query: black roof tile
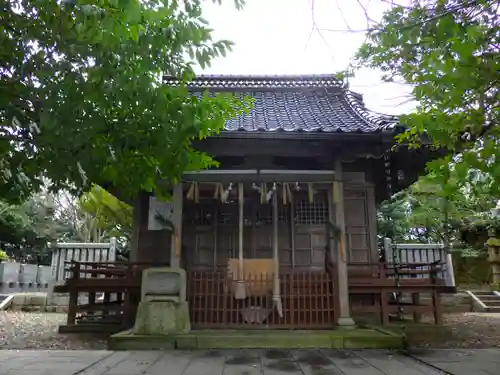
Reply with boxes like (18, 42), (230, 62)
(164, 74), (401, 134)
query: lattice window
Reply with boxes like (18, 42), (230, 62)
(185, 199), (252, 226)
(218, 201), (238, 225)
(256, 202), (290, 225)
(184, 199), (217, 226)
(294, 192), (329, 225)
(212, 194), (291, 226)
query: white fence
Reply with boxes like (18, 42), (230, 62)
(0, 238), (117, 294)
(383, 238), (456, 287)
(50, 238), (117, 283)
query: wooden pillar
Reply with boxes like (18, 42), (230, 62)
(412, 293), (422, 323)
(233, 183), (246, 299)
(272, 190), (279, 269)
(272, 188), (283, 317)
(213, 206), (218, 271)
(333, 160), (356, 327)
(366, 186), (379, 263)
(290, 192), (296, 268)
(129, 193), (144, 263)
(170, 183), (183, 268)
(238, 183), (244, 276)
(66, 262), (80, 325)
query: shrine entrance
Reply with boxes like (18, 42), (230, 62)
(181, 174), (337, 329)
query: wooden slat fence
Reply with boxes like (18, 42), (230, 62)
(187, 269), (336, 329)
(345, 262), (444, 325)
(57, 260), (445, 333)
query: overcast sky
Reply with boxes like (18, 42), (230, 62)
(197, 0), (415, 115)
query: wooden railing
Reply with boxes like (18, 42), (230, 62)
(60, 261), (169, 332)
(60, 261), (337, 331)
(383, 239), (455, 287)
(57, 260), (445, 333)
(343, 262), (444, 325)
(347, 262), (446, 284)
(187, 269), (336, 329)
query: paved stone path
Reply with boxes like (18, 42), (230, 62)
(0, 349), (499, 375)
(409, 349), (500, 375)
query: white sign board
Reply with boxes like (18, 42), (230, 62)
(148, 196), (173, 231)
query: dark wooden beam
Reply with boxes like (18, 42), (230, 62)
(194, 138), (390, 160)
(194, 138), (329, 157)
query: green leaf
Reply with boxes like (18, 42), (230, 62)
(0, 0), (249, 204)
(357, 0), (500, 251)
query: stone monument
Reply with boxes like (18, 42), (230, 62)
(132, 267), (190, 335)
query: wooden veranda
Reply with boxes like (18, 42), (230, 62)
(56, 259), (446, 333)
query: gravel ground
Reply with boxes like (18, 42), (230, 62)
(1, 311), (500, 349)
(430, 313), (500, 348)
(0, 311), (107, 350)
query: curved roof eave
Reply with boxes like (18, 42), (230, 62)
(164, 74), (405, 134)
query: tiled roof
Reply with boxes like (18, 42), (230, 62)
(164, 75), (401, 134)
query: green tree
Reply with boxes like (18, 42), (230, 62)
(0, 192), (70, 262)
(0, 186), (132, 262)
(377, 190), (412, 244)
(0, 249), (8, 261)
(355, 0), (500, 194)
(50, 187), (128, 243)
(1, 0), (249, 203)
(378, 170), (499, 256)
(79, 185), (132, 243)
(0, 200), (32, 246)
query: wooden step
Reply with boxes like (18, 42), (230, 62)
(468, 290), (500, 312)
(480, 297), (500, 302)
(472, 291), (497, 296)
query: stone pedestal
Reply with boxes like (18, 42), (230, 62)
(133, 301), (191, 335)
(486, 242), (500, 285)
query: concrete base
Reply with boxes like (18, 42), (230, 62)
(133, 300), (191, 335)
(336, 317), (356, 328)
(58, 324), (127, 334)
(108, 328), (403, 351)
(383, 323), (453, 346)
(3, 292), (91, 313)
